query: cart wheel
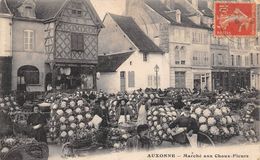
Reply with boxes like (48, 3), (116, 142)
(197, 132), (215, 148)
(62, 142), (74, 157)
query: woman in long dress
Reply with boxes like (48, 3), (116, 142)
(137, 98), (151, 125)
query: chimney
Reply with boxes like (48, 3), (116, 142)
(192, 0), (198, 9)
(207, 0), (213, 10)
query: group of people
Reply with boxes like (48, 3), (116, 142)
(90, 93), (199, 150)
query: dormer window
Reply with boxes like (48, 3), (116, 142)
(18, 0), (36, 18)
(71, 2), (83, 17)
(176, 9), (181, 23)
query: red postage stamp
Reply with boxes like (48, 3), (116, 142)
(214, 2), (256, 37)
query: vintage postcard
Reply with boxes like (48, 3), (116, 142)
(0, 0), (259, 160)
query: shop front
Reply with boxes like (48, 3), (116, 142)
(193, 72), (211, 91)
(212, 67), (229, 91)
(46, 63), (97, 91)
(0, 57), (12, 95)
(250, 68), (260, 90)
(228, 67), (251, 92)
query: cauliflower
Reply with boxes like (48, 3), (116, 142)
(172, 111), (177, 116)
(70, 101), (76, 107)
(203, 109), (212, 117)
(220, 117), (227, 125)
(69, 116), (75, 122)
(68, 130), (74, 136)
(59, 117), (66, 123)
(199, 116), (207, 124)
(226, 116), (233, 124)
(156, 125), (162, 130)
(199, 124), (208, 132)
(190, 113), (197, 120)
(77, 100), (84, 106)
(195, 107), (202, 115)
(65, 109), (73, 115)
(60, 101), (67, 108)
(61, 131), (67, 137)
(84, 107), (90, 112)
(221, 127), (230, 135)
(209, 104), (217, 110)
(210, 126), (220, 135)
(85, 113), (91, 119)
(79, 122), (85, 128)
(214, 108), (222, 116)
(1, 147), (9, 153)
(52, 104), (58, 110)
(229, 127), (235, 135)
(162, 117), (167, 123)
(60, 125), (66, 130)
(207, 117), (216, 126)
(75, 107), (82, 113)
(154, 121), (158, 126)
(70, 123), (77, 129)
(221, 107), (228, 114)
(77, 115), (83, 121)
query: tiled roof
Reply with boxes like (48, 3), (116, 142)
(198, 0), (213, 18)
(97, 51), (134, 72)
(0, 0), (10, 14)
(145, 0), (211, 30)
(6, 0), (103, 26)
(109, 13), (164, 53)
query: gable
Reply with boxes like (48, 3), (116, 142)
(57, 0), (102, 27)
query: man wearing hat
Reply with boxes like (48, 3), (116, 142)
(174, 95), (186, 110)
(169, 106), (199, 145)
(127, 124), (153, 151)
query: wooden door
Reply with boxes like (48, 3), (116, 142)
(175, 72), (186, 88)
(120, 71), (126, 92)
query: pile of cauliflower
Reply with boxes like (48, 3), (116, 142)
(0, 96), (20, 113)
(147, 106), (180, 142)
(49, 96), (94, 143)
(190, 103), (239, 140)
(215, 92), (234, 103)
(0, 137), (35, 158)
(107, 128), (130, 151)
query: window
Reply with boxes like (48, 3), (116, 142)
(237, 55), (241, 66)
(229, 40), (234, 48)
(237, 38), (242, 49)
(231, 55), (234, 66)
(24, 30), (34, 50)
(217, 54), (223, 65)
(148, 75), (160, 88)
(175, 46), (180, 64)
(245, 38), (250, 49)
(203, 34), (208, 44)
(250, 53), (254, 65)
(245, 56), (249, 66)
(17, 65), (39, 85)
(71, 2), (82, 17)
(257, 53), (259, 65)
(192, 51), (209, 66)
(128, 71), (135, 88)
(143, 53), (148, 62)
(148, 75), (153, 87)
(175, 72), (185, 88)
(71, 33), (84, 51)
(180, 46), (186, 64)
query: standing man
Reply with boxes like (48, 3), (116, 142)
(0, 106), (13, 137)
(27, 106), (47, 143)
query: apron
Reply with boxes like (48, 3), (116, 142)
(137, 105), (147, 125)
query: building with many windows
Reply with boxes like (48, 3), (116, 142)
(0, 0), (12, 94)
(97, 13), (168, 93)
(2, 0), (103, 93)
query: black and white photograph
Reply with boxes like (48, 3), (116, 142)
(0, 0), (259, 159)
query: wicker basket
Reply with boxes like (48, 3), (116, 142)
(2, 142), (49, 160)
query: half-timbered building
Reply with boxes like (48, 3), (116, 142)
(5, 0), (103, 92)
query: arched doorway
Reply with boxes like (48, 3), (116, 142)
(17, 65), (39, 91)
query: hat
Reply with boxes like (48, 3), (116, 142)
(118, 98), (128, 104)
(183, 106), (190, 111)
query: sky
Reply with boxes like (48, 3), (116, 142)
(90, 0), (126, 20)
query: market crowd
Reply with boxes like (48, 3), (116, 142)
(0, 87), (259, 158)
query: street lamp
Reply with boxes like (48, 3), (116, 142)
(154, 64), (159, 89)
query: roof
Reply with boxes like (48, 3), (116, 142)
(97, 51), (134, 72)
(145, 0), (211, 30)
(5, 0), (103, 26)
(109, 13), (163, 53)
(0, 0), (10, 14)
(198, 0), (213, 18)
